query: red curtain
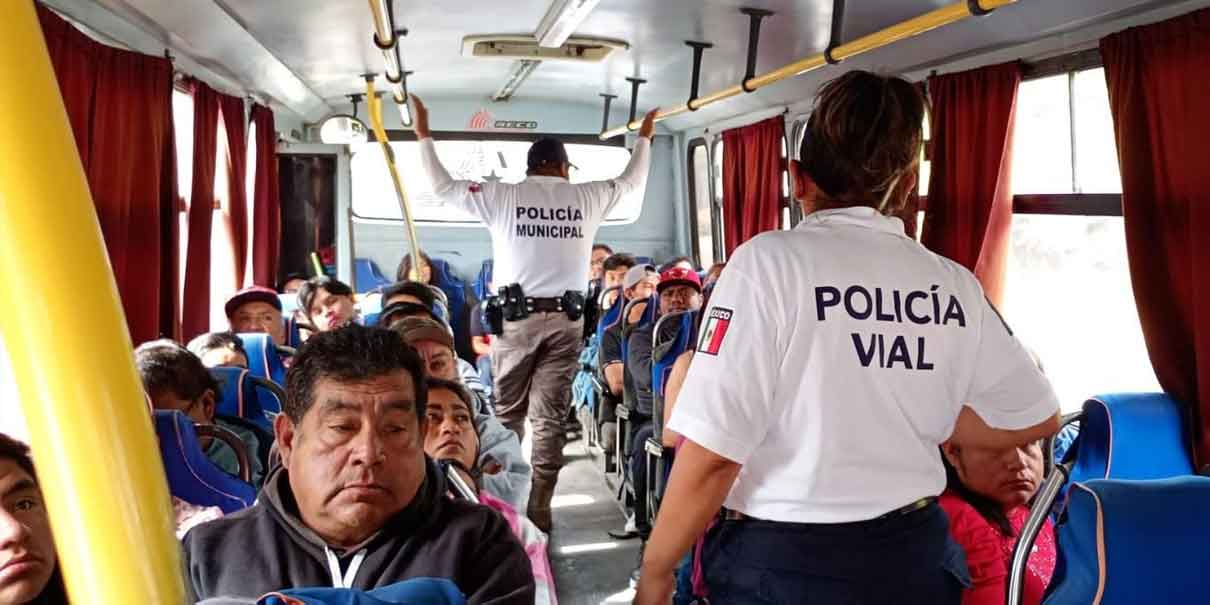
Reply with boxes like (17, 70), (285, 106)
(250, 104), (281, 287)
(1102, 8), (1210, 470)
(920, 62), (1021, 305)
(37, 5), (178, 344)
(218, 95), (248, 287)
(721, 116), (785, 256)
(182, 80), (219, 340)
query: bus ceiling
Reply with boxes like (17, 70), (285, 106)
(39, 0), (1207, 135)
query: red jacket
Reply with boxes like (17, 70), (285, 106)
(939, 491), (1056, 605)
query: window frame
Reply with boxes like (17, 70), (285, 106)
(352, 130), (631, 225)
(921, 49), (1122, 217)
(686, 137), (720, 268)
(710, 135), (726, 260)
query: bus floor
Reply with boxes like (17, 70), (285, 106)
(549, 436), (638, 604)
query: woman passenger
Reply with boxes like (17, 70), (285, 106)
(0, 433), (67, 605)
(940, 440), (1056, 605)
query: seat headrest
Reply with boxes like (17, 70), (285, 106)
(1070, 393), (1194, 483)
(238, 333), (287, 387)
(208, 367), (274, 430)
(353, 258), (391, 294)
(652, 311), (698, 397)
(153, 410), (255, 514)
(1046, 477), (1210, 605)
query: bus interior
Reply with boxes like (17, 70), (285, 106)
(2, 0), (1209, 603)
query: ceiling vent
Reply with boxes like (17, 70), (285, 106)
(461, 35), (628, 63)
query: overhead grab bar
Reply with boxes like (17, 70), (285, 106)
(599, 0), (1013, 139)
(364, 75), (424, 282)
(367, 0), (413, 126)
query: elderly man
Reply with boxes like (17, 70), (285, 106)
(389, 316), (531, 512)
(226, 286), (288, 346)
(182, 325), (533, 603)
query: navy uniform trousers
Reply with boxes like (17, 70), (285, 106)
(702, 501), (971, 604)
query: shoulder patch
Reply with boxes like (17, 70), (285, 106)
(697, 307), (734, 356)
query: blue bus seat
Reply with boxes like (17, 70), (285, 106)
(646, 310), (698, 523)
(429, 257), (468, 326)
(474, 259), (494, 300)
(153, 410), (256, 514)
(595, 286), (624, 342)
(354, 258), (392, 294)
(1045, 477), (1210, 605)
(257, 577), (466, 604)
(208, 367), (280, 430)
(1067, 393), (1195, 483)
(238, 333), (287, 392)
(635, 256), (654, 266)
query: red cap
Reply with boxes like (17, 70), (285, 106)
(225, 286), (282, 319)
(657, 267), (702, 294)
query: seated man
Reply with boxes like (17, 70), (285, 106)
(135, 340), (265, 486)
(657, 256), (694, 273)
(0, 433), (67, 604)
(422, 378), (556, 605)
(388, 316), (531, 513)
(599, 253), (637, 311)
(182, 326), (533, 603)
(277, 273), (309, 295)
(624, 268), (702, 552)
(378, 294), (491, 407)
(226, 286), (287, 346)
(297, 277), (357, 333)
(187, 331), (250, 368)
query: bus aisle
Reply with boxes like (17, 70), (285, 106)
(550, 437), (638, 605)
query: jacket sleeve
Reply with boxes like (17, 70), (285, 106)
(463, 510), (536, 605)
(627, 327), (655, 404)
(476, 412), (532, 512)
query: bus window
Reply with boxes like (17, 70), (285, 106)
(688, 141), (715, 267)
(1072, 68), (1122, 194)
(351, 139), (639, 224)
(1003, 215), (1159, 411)
(711, 138), (725, 255)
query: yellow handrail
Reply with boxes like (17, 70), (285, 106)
(365, 77), (424, 282)
(600, 0), (1017, 139)
(0, 2), (183, 603)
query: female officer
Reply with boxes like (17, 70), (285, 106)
(634, 71), (1061, 604)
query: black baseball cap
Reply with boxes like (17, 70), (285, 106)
(527, 138), (576, 171)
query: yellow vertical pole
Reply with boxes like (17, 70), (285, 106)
(0, 3), (184, 603)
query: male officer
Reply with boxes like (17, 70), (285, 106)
(412, 95), (657, 531)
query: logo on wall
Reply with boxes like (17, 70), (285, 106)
(467, 108), (539, 131)
(469, 109), (494, 129)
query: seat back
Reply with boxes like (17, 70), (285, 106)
(208, 367), (279, 429)
(619, 297), (654, 366)
(474, 259), (494, 300)
(430, 257), (468, 322)
(1067, 393), (1195, 484)
(595, 286), (624, 341)
(651, 311), (697, 439)
(354, 258), (392, 293)
(1045, 477), (1210, 605)
(153, 410), (256, 514)
(238, 333), (288, 389)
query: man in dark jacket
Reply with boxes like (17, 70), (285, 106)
(182, 325), (533, 604)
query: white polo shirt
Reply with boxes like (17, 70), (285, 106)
(669, 207), (1060, 523)
(419, 137), (651, 298)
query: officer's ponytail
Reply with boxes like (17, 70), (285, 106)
(799, 71), (925, 214)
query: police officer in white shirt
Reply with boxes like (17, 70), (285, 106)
(634, 72), (1062, 604)
(410, 96), (657, 532)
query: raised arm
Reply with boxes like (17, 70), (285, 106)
(411, 95), (492, 219)
(609, 110), (658, 198)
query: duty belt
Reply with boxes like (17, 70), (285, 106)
(526, 297), (567, 313)
(722, 496), (937, 523)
